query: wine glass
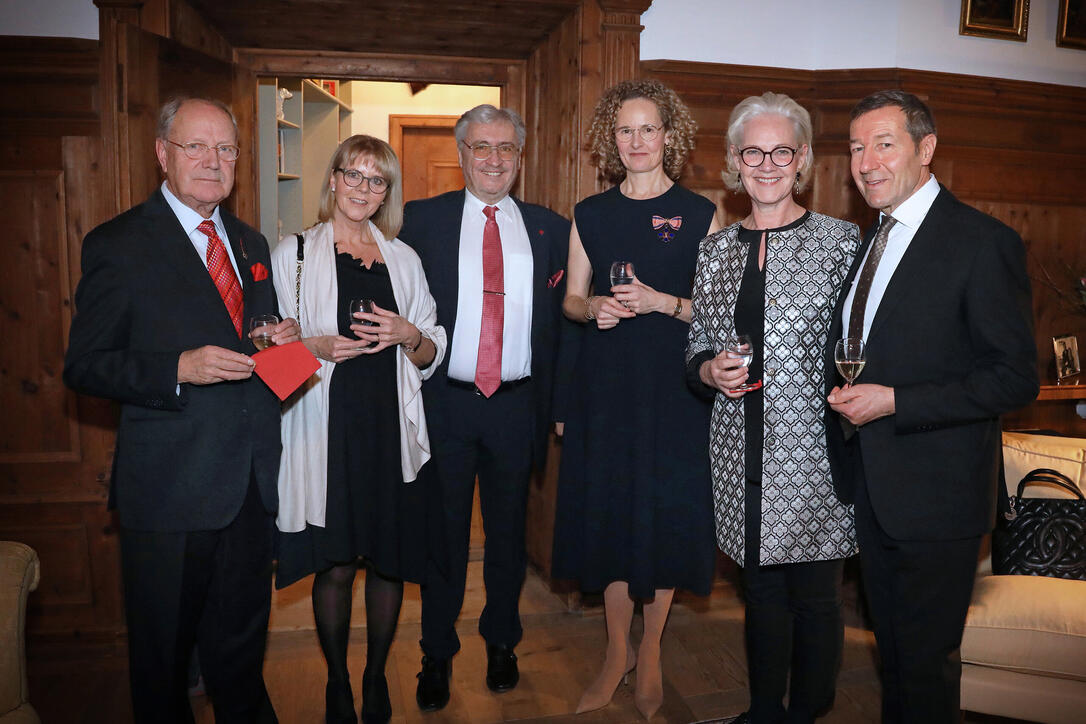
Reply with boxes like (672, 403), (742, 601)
(249, 314), (279, 351)
(609, 261), (635, 288)
(723, 333), (762, 392)
(610, 261), (635, 309)
(350, 298), (379, 348)
(835, 337), (866, 386)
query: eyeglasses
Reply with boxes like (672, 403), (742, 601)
(462, 141), (520, 161)
(335, 168), (389, 192)
(615, 124), (662, 143)
(166, 139), (240, 162)
(738, 146), (798, 168)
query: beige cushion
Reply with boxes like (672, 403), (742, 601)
(1002, 432), (1086, 497)
(962, 574), (1086, 680)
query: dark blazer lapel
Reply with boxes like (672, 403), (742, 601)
(442, 190), (467, 339)
(144, 190), (232, 327)
(828, 220), (877, 346)
(221, 210), (253, 306)
(866, 189), (950, 343)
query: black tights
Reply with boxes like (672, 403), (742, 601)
(312, 560), (404, 684)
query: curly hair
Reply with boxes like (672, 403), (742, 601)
(586, 79), (698, 184)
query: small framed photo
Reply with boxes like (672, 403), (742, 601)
(320, 80), (338, 97)
(960, 0), (1030, 42)
(1057, 0), (1086, 49)
(1053, 334), (1081, 380)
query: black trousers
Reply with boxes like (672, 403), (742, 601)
(119, 477), (277, 724)
(420, 381), (534, 659)
(742, 479), (845, 724)
(853, 470), (981, 724)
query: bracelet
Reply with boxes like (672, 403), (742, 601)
(671, 296), (683, 317)
(402, 330), (423, 353)
(584, 296), (597, 321)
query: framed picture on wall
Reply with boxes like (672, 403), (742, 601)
(1057, 0), (1086, 49)
(1053, 334), (1081, 380)
(960, 0), (1030, 42)
(319, 80), (338, 97)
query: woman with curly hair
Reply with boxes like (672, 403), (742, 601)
(551, 79), (722, 719)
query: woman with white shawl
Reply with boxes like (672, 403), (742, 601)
(271, 135), (446, 724)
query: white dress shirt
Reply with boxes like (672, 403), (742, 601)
(161, 181), (243, 283)
(841, 174), (940, 341)
(447, 191), (534, 383)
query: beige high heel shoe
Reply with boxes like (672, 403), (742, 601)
(575, 648), (638, 714)
(633, 645), (663, 720)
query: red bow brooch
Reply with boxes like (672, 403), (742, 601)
(250, 262), (269, 282)
(651, 215), (682, 242)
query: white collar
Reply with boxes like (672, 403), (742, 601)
(464, 189), (516, 219)
(883, 174), (939, 230)
(161, 180), (225, 235)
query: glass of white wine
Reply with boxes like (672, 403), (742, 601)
(249, 314), (279, 350)
(835, 337), (866, 386)
(724, 333), (763, 392)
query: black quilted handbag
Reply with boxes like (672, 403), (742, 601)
(992, 468), (1086, 580)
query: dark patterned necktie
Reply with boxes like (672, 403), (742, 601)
(475, 206), (504, 397)
(197, 219), (243, 338)
(848, 215), (897, 340)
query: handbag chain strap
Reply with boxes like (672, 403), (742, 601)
(294, 233), (305, 320)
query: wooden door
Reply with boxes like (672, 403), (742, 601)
(389, 115), (463, 203)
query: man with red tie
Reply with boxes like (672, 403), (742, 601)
(64, 97), (298, 723)
(399, 104), (571, 711)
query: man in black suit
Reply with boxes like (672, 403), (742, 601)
(398, 104), (570, 710)
(825, 90), (1038, 723)
(64, 97), (298, 723)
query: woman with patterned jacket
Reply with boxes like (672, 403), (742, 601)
(685, 92), (860, 724)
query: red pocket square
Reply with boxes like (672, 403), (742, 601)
(250, 262), (269, 282)
(548, 269), (565, 289)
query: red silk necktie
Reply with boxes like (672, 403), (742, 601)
(197, 219), (243, 338)
(475, 206), (504, 397)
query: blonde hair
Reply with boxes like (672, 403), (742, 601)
(318, 135), (404, 239)
(722, 92), (814, 194)
(586, 79), (697, 184)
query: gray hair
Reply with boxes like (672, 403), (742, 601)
(723, 92), (814, 194)
(157, 97), (239, 141)
(850, 89), (936, 145)
(454, 104), (526, 148)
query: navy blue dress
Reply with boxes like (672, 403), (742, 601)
(552, 184), (717, 598)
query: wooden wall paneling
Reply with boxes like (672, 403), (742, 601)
(644, 60), (1086, 434)
(0, 36), (128, 636)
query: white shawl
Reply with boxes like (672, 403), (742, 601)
(271, 220), (446, 532)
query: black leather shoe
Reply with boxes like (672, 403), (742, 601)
(325, 679), (357, 724)
(361, 672), (391, 724)
(485, 644), (519, 692)
(415, 656), (451, 711)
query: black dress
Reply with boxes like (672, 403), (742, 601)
(276, 253), (432, 587)
(551, 184), (717, 598)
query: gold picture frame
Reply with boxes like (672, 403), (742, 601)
(960, 0), (1030, 42)
(1057, 0), (1086, 50)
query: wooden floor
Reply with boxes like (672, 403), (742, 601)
(27, 564), (1022, 724)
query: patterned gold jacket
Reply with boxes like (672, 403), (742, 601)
(686, 211), (860, 565)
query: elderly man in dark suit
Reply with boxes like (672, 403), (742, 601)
(398, 104), (570, 711)
(64, 97), (298, 724)
(825, 90), (1038, 723)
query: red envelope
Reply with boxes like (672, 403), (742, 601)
(252, 341), (320, 401)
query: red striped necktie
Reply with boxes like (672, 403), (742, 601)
(197, 219), (243, 338)
(475, 205), (504, 397)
